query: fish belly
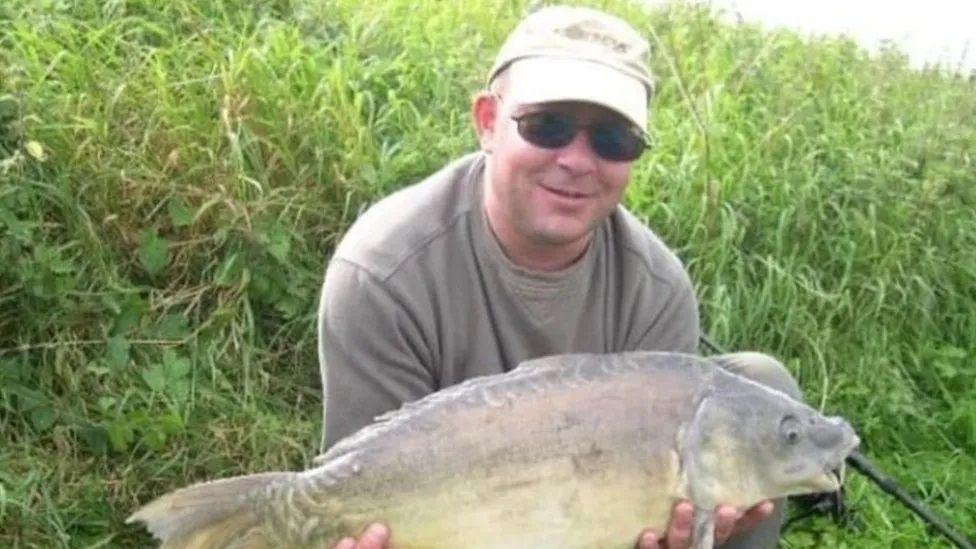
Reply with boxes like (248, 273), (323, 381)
(371, 455), (679, 549)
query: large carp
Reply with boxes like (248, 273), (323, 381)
(129, 352), (859, 549)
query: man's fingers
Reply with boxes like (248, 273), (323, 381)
(355, 523), (390, 549)
(712, 506), (738, 544)
(666, 501), (694, 549)
(733, 500), (775, 535)
(635, 528), (661, 549)
(330, 523), (390, 549)
(633, 499), (777, 549)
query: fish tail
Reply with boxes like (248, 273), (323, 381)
(127, 472), (293, 549)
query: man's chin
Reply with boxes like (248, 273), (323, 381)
(530, 224), (594, 249)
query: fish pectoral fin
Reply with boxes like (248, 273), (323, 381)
(692, 506), (715, 549)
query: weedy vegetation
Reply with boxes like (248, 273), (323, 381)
(1, 0), (974, 547)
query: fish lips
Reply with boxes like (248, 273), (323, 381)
(817, 467), (844, 492)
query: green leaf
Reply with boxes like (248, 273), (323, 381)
(106, 336), (130, 368)
(167, 199), (193, 227)
(156, 411), (184, 434)
(142, 428), (167, 451)
(138, 229), (170, 276)
(274, 295), (304, 318)
(30, 406), (57, 431)
(143, 350), (192, 402)
(36, 245), (73, 274)
(170, 378), (190, 402)
(0, 206), (35, 240)
(130, 409), (151, 427)
(142, 363), (167, 393)
(135, 411), (185, 451)
(156, 313), (190, 339)
(106, 420), (134, 452)
(0, 357), (27, 383)
(0, 96), (17, 119)
(8, 384), (58, 432)
(267, 226), (291, 262)
(163, 349), (190, 377)
(111, 293), (147, 335)
(214, 252), (242, 286)
(77, 422), (109, 455)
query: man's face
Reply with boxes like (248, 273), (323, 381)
(480, 96), (636, 252)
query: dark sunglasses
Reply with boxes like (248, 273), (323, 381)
(511, 110), (649, 162)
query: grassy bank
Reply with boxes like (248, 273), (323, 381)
(1, 0), (974, 546)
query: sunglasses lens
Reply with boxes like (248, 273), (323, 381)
(516, 112), (575, 149)
(513, 111), (647, 162)
(591, 124), (645, 162)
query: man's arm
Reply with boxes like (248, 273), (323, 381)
(318, 259), (436, 450)
(632, 276), (701, 354)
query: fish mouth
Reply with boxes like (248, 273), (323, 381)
(832, 431), (861, 487)
(818, 435), (857, 492)
(810, 467), (843, 492)
(823, 465), (843, 491)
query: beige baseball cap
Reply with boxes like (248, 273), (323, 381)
(487, 5), (654, 129)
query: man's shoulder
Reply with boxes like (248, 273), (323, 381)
(332, 153), (484, 280)
(609, 205), (690, 286)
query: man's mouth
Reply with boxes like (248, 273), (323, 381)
(539, 183), (590, 200)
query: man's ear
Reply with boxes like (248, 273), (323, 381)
(471, 91), (499, 153)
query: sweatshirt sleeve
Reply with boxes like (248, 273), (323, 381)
(317, 259), (437, 450)
(632, 271), (701, 354)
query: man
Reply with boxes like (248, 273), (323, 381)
(318, 5), (795, 548)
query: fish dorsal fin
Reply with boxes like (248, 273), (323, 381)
(314, 357), (566, 465)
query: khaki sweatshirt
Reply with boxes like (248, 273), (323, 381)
(318, 152), (700, 449)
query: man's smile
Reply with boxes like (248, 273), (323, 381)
(538, 182), (593, 201)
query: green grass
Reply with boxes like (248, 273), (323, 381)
(1, 0), (974, 546)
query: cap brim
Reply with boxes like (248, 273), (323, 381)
(503, 57), (648, 129)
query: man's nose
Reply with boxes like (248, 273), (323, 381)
(555, 131), (598, 175)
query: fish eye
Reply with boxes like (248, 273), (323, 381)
(780, 415), (802, 445)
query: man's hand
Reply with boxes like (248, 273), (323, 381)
(333, 523), (391, 549)
(635, 499), (775, 549)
